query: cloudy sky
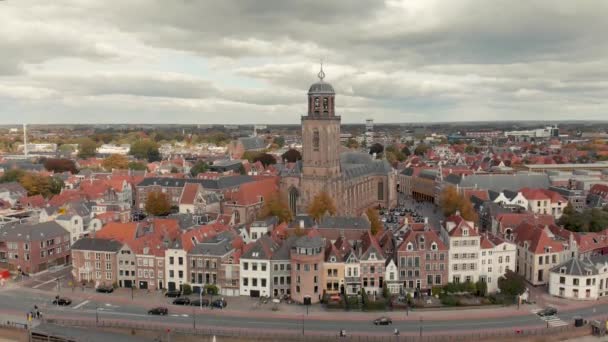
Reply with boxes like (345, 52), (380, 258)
(1, 0), (607, 125)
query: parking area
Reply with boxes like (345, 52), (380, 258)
(19, 266), (72, 291)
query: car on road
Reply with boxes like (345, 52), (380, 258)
(164, 290), (181, 298)
(96, 285), (114, 293)
(172, 297), (191, 305)
(373, 317), (392, 325)
(537, 307), (558, 317)
(211, 299), (227, 309)
(190, 298), (210, 307)
(52, 297), (72, 306)
(148, 307), (168, 315)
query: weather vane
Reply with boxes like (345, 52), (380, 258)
(318, 58), (325, 81)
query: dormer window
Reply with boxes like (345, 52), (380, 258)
(330, 256), (336, 263)
(406, 243), (413, 251)
(431, 243), (437, 251)
(560, 267), (566, 274)
(463, 229), (468, 236)
(370, 252), (376, 260)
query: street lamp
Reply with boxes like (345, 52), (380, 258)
(192, 304), (195, 330)
(419, 316), (423, 337)
(131, 285), (134, 300)
(95, 304), (99, 326)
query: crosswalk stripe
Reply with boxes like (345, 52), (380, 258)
(73, 300), (90, 309)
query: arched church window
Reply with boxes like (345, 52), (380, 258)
(313, 130), (320, 151)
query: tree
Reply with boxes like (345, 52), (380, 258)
(43, 158), (78, 174)
(401, 146), (411, 157)
(19, 172), (52, 197)
(145, 191), (171, 216)
(439, 186), (478, 221)
(260, 196), (292, 223)
(475, 279), (488, 297)
(307, 191), (337, 222)
(366, 207), (383, 235)
(253, 153), (277, 167)
(190, 161), (209, 177)
(346, 138), (359, 149)
(498, 270), (526, 299)
(181, 283), (193, 296)
(281, 149), (302, 163)
(77, 138), (97, 159)
(273, 136), (285, 148)
(170, 166), (179, 173)
(204, 284), (219, 295)
(559, 204), (608, 233)
(130, 139), (160, 162)
(0, 169), (25, 183)
(369, 143), (384, 156)
(127, 161), (148, 171)
(414, 143), (429, 156)
(102, 154), (129, 171)
(242, 151), (261, 163)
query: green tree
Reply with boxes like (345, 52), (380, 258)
(369, 143), (384, 156)
(0, 169), (25, 183)
(181, 283), (193, 295)
(127, 161), (148, 171)
(475, 280), (487, 297)
(190, 161), (209, 177)
(204, 284), (219, 295)
(414, 143), (429, 156)
(307, 191), (337, 222)
(145, 191), (171, 216)
(130, 139), (161, 162)
(77, 138), (97, 159)
(346, 138), (359, 149)
(401, 146), (411, 157)
(242, 151), (261, 163)
(366, 207), (383, 235)
(498, 270), (526, 299)
(273, 136), (285, 148)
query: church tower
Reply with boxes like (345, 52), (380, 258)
(298, 64), (342, 214)
(301, 64), (341, 179)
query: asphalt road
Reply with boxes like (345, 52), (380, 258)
(1, 287), (605, 336)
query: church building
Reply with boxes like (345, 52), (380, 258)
(280, 66), (397, 216)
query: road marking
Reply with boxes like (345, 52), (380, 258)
(181, 314), (189, 317)
(73, 300), (90, 309)
(170, 314), (180, 317)
(32, 279), (58, 289)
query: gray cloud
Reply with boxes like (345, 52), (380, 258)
(1, 0), (607, 124)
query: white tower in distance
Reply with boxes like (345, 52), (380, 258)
(23, 124), (28, 156)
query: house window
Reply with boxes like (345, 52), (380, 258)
(243, 278), (248, 286)
(243, 262), (248, 271)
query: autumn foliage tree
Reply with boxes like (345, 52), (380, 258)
(366, 207), (383, 235)
(439, 186), (478, 222)
(145, 191), (171, 216)
(102, 154), (130, 171)
(19, 173), (63, 198)
(307, 191), (337, 222)
(260, 195), (292, 223)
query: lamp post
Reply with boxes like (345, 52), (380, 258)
(95, 304), (99, 326)
(192, 304), (195, 330)
(419, 316), (423, 338)
(131, 285), (134, 300)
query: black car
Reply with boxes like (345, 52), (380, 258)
(211, 299), (227, 309)
(96, 285), (114, 293)
(164, 290), (181, 298)
(373, 317), (392, 325)
(52, 297), (72, 306)
(190, 299), (210, 307)
(172, 297), (190, 305)
(148, 307), (168, 315)
(537, 307), (558, 317)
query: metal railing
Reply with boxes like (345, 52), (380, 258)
(43, 317), (580, 342)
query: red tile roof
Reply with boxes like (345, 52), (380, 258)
(513, 222), (567, 254)
(179, 183), (200, 205)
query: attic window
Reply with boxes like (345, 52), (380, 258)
(431, 243), (437, 251)
(330, 256), (336, 262)
(560, 267), (566, 274)
(406, 243), (413, 251)
(370, 253), (376, 260)
(463, 229), (469, 236)
(252, 252), (259, 257)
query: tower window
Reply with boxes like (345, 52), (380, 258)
(314, 97), (320, 109)
(313, 130), (320, 151)
(323, 98), (328, 110)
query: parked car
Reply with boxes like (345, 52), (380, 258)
(172, 297), (191, 305)
(148, 307), (168, 315)
(537, 307), (558, 317)
(190, 299), (210, 307)
(373, 317), (392, 325)
(96, 285), (114, 293)
(164, 290), (181, 298)
(52, 297), (72, 306)
(211, 299), (227, 309)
